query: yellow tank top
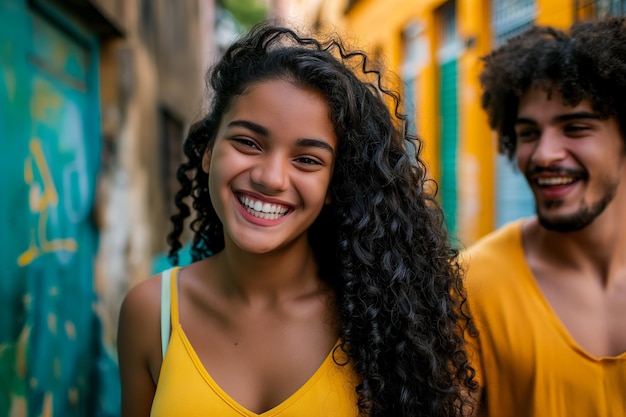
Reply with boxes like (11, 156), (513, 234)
(150, 267), (359, 417)
(464, 220), (626, 417)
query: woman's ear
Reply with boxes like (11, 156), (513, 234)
(324, 192), (332, 205)
(201, 146), (211, 174)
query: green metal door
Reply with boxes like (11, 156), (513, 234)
(437, 0), (460, 240)
(0, 1), (118, 415)
(439, 59), (458, 238)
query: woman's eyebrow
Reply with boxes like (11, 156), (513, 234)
(296, 138), (335, 154)
(228, 120), (335, 154)
(227, 120), (268, 136)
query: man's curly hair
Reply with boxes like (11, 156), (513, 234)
(166, 22), (477, 417)
(479, 16), (626, 160)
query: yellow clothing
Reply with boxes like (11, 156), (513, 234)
(151, 267), (359, 417)
(463, 220), (626, 417)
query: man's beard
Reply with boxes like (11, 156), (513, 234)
(536, 184), (618, 232)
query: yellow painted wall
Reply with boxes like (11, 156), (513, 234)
(342, 0), (495, 244)
(343, 0), (446, 188)
(537, 0), (574, 28)
(456, 0), (494, 244)
(419, 12), (442, 183)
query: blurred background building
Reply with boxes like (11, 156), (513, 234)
(0, 0), (624, 415)
(320, 0), (625, 247)
(2, 0), (221, 415)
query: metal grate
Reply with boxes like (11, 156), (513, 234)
(492, 0), (537, 227)
(492, 0), (536, 45)
(575, 0), (626, 20)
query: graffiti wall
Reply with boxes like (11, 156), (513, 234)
(0, 1), (118, 415)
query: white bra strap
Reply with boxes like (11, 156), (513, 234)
(160, 268), (174, 358)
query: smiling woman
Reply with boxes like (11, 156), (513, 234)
(202, 80), (337, 252)
(204, 80), (336, 254)
(117, 22), (477, 417)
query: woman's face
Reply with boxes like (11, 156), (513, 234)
(203, 79), (337, 255)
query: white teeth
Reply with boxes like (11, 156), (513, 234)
(238, 195), (289, 219)
(536, 177), (575, 186)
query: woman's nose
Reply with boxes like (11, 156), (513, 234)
(250, 155), (288, 194)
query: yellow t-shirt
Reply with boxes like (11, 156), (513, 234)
(463, 220), (626, 417)
(151, 268), (359, 417)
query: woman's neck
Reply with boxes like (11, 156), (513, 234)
(213, 237), (323, 305)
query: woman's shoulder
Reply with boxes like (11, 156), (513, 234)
(118, 272), (165, 353)
(121, 273), (163, 320)
(117, 271), (169, 388)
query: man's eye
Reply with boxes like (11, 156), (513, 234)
(564, 125), (589, 134)
(516, 129), (538, 142)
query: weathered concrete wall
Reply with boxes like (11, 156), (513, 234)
(94, 0), (216, 344)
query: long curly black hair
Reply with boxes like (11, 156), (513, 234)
(167, 22), (476, 417)
(479, 16), (626, 160)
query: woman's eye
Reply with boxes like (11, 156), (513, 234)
(233, 138), (259, 149)
(295, 157), (322, 166)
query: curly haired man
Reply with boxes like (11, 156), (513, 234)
(464, 16), (626, 417)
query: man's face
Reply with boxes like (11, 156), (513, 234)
(515, 87), (625, 232)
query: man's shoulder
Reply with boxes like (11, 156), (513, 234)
(463, 220), (523, 260)
(461, 219), (526, 286)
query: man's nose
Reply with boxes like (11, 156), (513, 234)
(530, 129), (567, 167)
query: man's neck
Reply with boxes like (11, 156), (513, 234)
(523, 200), (626, 287)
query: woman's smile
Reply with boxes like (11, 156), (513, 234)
(237, 193), (291, 223)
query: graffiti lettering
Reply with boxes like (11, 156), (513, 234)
(17, 138), (78, 266)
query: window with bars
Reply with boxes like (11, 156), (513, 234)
(159, 108), (184, 221)
(492, 0), (537, 227)
(401, 21), (425, 139)
(493, 0), (536, 45)
(574, 0), (626, 20)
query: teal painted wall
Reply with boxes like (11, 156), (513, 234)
(0, 0), (119, 415)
